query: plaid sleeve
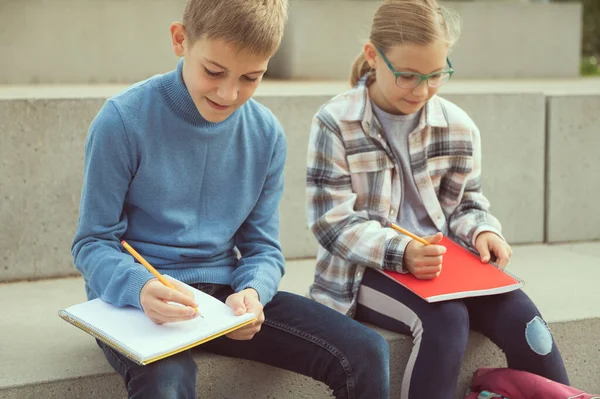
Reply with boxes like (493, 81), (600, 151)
(448, 125), (503, 248)
(306, 114), (411, 272)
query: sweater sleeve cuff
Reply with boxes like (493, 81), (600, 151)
(237, 280), (277, 307)
(121, 268), (155, 310)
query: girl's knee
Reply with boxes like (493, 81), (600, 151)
(420, 303), (470, 352)
(429, 302), (470, 335)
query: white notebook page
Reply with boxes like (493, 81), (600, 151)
(62, 282), (255, 361)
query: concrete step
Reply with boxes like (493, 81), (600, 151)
(2, 80), (600, 282)
(0, 1), (581, 83)
(1, 242), (599, 398)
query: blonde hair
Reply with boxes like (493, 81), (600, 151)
(182, 0), (288, 57)
(350, 0), (461, 86)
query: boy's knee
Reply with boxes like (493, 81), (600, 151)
(364, 330), (390, 362)
(525, 316), (553, 356)
(136, 355), (197, 398)
(350, 328), (389, 372)
(153, 382), (194, 399)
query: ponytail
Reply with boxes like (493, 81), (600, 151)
(349, 52), (372, 87)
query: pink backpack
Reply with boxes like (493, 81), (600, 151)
(465, 368), (600, 399)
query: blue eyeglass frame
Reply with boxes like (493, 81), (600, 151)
(376, 47), (454, 88)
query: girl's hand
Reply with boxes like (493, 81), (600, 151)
(474, 232), (513, 268)
(403, 232), (447, 279)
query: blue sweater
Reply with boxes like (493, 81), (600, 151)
(72, 60), (286, 309)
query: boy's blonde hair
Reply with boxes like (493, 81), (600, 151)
(350, 0), (460, 86)
(182, 0), (288, 56)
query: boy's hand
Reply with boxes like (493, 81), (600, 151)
(140, 278), (199, 324)
(475, 231), (512, 268)
(225, 288), (264, 340)
(403, 232), (447, 279)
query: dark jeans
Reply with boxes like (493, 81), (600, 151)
(98, 284), (390, 399)
(355, 268), (570, 399)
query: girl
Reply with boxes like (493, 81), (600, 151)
(305, 0), (570, 398)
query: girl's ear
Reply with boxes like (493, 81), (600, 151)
(364, 42), (378, 70)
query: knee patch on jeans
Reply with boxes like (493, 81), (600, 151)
(525, 316), (553, 355)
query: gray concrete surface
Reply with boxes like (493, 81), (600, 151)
(0, 1), (580, 83)
(0, 0), (184, 84)
(1, 242), (599, 398)
(546, 95), (600, 243)
(3, 80), (587, 281)
(269, 1), (581, 80)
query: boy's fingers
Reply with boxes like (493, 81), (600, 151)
(144, 292), (195, 316)
(152, 299), (197, 318)
(227, 324), (262, 340)
(158, 286), (198, 308)
(228, 332), (255, 341)
(146, 308), (196, 324)
(244, 296), (263, 316)
(171, 280), (196, 300)
(226, 293), (247, 315)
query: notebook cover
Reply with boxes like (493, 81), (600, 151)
(58, 279), (256, 365)
(381, 237), (523, 302)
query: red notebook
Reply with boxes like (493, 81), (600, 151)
(380, 237), (523, 302)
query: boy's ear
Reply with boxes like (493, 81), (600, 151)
(170, 22), (186, 57)
(364, 42), (378, 70)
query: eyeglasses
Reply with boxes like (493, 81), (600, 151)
(376, 47), (454, 89)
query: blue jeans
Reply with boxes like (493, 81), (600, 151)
(355, 268), (570, 399)
(98, 284), (390, 399)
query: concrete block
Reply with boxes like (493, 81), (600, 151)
(0, 0), (582, 84)
(0, 0), (185, 84)
(253, 95), (332, 259)
(442, 93), (547, 244)
(546, 95), (600, 242)
(0, 89), (547, 282)
(269, 1), (581, 80)
(0, 98), (105, 281)
(0, 93), (327, 281)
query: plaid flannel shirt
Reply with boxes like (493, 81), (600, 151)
(306, 77), (503, 316)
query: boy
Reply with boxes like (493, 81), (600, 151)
(71, 0), (389, 398)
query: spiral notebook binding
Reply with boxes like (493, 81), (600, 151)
(58, 310), (145, 365)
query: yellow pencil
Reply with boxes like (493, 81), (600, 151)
(388, 222), (431, 246)
(121, 240), (202, 318)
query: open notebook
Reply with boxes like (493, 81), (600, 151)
(380, 237), (523, 302)
(58, 279), (256, 365)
